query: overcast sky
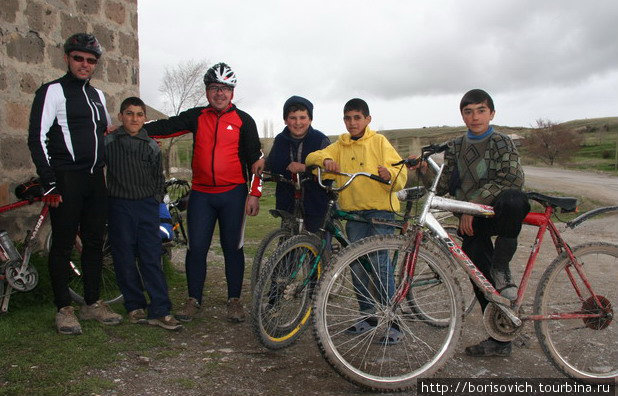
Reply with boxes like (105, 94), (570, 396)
(138, 1), (618, 137)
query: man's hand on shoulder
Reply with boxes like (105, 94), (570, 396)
(252, 158), (265, 176)
(105, 125), (119, 136)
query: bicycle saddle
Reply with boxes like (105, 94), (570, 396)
(526, 192), (578, 212)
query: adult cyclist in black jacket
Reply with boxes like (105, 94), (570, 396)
(27, 33), (122, 335)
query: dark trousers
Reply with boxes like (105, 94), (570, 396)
(461, 189), (530, 312)
(49, 169), (107, 309)
(185, 184), (247, 303)
(108, 197), (171, 318)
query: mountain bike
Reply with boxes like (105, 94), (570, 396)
(41, 178), (191, 305)
(250, 171), (312, 294)
(250, 168), (406, 350)
(0, 195), (122, 311)
(312, 144), (617, 391)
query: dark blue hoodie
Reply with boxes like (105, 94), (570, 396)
(266, 126), (331, 231)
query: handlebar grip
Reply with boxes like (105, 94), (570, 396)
(392, 157), (420, 167)
(369, 174), (390, 184)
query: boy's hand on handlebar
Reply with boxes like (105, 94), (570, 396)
(377, 165), (391, 181)
(286, 162), (306, 174)
(323, 159), (340, 173)
(406, 155), (428, 172)
(459, 214), (474, 236)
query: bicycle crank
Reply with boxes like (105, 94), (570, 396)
(4, 260), (39, 292)
(482, 302), (523, 342)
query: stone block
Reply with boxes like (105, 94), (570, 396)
(20, 73), (39, 94)
(106, 58), (129, 84)
(75, 0), (101, 15)
(0, 136), (33, 171)
(26, 1), (58, 35)
(49, 44), (67, 72)
(6, 32), (45, 64)
(105, 1), (126, 25)
(5, 102), (30, 130)
(92, 25), (115, 53)
(60, 12), (87, 42)
(119, 31), (138, 59)
(0, 69), (6, 90)
(0, 0), (19, 23)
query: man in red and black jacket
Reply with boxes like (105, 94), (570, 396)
(144, 62), (264, 323)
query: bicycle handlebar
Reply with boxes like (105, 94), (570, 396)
(391, 143), (448, 167)
(310, 166), (390, 192)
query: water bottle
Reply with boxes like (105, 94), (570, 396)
(0, 230), (20, 262)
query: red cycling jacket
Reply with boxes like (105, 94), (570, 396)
(145, 104), (263, 194)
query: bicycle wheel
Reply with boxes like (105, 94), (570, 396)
(534, 242), (618, 383)
(250, 228), (291, 294)
(313, 234), (463, 391)
(251, 234), (321, 350)
(45, 230), (123, 305)
(406, 226), (475, 327)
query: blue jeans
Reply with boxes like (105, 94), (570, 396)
(185, 184), (247, 303)
(108, 197), (171, 318)
(346, 210), (396, 313)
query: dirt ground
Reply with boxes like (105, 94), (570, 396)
(88, 171), (617, 395)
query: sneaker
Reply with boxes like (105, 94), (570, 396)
(491, 268), (518, 301)
(175, 297), (200, 322)
(128, 309), (147, 324)
(226, 298), (246, 322)
(79, 300), (122, 325)
(465, 338), (512, 357)
(148, 315), (183, 331)
(55, 306), (82, 335)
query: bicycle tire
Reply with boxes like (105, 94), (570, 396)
(312, 234), (463, 391)
(251, 234), (321, 350)
(406, 226), (475, 327)
(45, 230), (123, 305)
(250, 228), (292, 294)
(534, 242), (618, 383)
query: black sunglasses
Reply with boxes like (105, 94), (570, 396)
(71, 55), (98, 65)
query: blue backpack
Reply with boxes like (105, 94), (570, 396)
(159, 203), (173, 241)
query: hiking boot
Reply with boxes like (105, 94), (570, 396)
(55, 306), (82, 335)
(491, 268), (518, 301)
(148, 315), (183, 331)
(175, 297), (200, 322)
(79, 300), (122, 325)
(128, 308), (147, 324)
(227, 298), (246, 322)
(465, 338), (512, 357)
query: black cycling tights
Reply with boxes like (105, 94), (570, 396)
(48, 169), (107, 309)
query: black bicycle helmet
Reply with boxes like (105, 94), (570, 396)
(64, 33), (103, 58)
(203, 62), (237, 87)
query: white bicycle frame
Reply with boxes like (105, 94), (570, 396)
(400, 156), (521, 325)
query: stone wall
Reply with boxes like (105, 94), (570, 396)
(0, 0), (139, 236)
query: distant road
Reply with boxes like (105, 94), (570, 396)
(524, 166), (618, 205)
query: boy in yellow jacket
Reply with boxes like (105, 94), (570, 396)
(306, 98), (406, 343)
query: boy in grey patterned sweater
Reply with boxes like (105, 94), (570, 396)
(414, 89), (529, 357)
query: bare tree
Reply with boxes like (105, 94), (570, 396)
(524, 119), (583, 165)
(158, 59), (210, 176)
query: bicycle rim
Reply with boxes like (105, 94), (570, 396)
(68, 235), (123, 305)
(313, 234), (463, 391)
(534, 242), (618, 383)
(251, 234), (321, 349)
(250, 228), (291, 294)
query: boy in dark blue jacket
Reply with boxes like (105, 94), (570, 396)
(266, 96), (331, 232)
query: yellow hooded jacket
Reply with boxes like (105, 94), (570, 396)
(305, 127), (407, 211)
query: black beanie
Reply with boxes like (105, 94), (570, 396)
(283, 96), (313, 120)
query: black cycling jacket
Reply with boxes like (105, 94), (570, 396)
(28, 73), (111, 188)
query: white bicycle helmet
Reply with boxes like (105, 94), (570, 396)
(203, 62), (237, 87)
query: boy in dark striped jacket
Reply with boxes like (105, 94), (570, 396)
(105, 97), (181, 330)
